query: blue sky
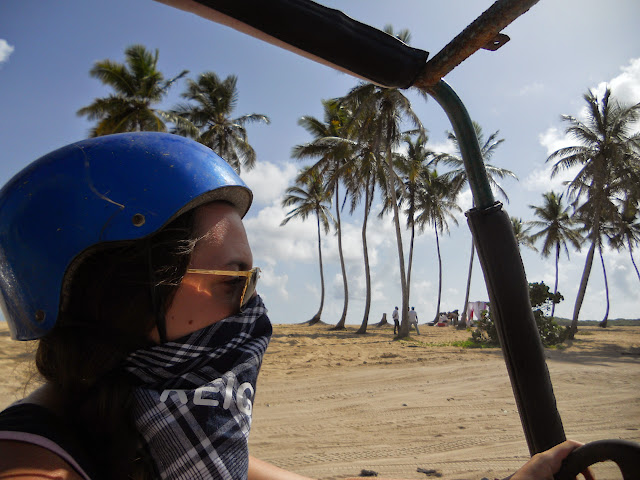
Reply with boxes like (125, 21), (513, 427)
(1, 0), (639, 325)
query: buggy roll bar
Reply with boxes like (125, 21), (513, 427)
(427, 81), (566, 455)
(157, 0), (564, 457)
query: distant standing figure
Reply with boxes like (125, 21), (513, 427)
(408, 306), (420, 335)
(392, 306), (400, 335)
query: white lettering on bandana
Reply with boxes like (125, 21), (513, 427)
(123, 295), (271, 479)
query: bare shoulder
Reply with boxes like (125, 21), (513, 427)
(0, 440), (84, 479)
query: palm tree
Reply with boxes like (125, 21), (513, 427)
(376, 132), (460, 327)
(172, 72), (270, 173)
(343, 130), (387, 334)
(345, 83), (424, 338)
(393, 132), (439, 306)
(607, 199), (640, 283)
(293, 99), (354, 330)
(510, 217), (538, 252)
(338, 25), (425, 339)
(548, 86), (640, 336)
(281, 168), (333, 325)
(435, 122), (517, 326)
(414, 169), (463, 323)
(528, 191), (584, 318)
(572, 201), (618, 327)
(77, 45), (188, 136)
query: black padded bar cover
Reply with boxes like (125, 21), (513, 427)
(467, 202), (566, 455)
(155, 0), (429, 88)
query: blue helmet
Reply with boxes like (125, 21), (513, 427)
(0, 132), (252, 340)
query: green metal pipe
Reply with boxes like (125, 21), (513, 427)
(426, 80), (495, 209)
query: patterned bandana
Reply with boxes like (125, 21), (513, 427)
(123, 295), (272, 480)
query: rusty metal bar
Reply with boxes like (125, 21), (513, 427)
(413, 0), (540, 88)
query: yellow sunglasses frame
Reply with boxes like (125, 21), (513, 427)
(185, 267), (260, 310)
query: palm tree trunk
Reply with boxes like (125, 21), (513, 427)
(308, 213), (325, 325)
(598, 245), (610, 328)
(407, 221), (416, 302)
(569, 239), (596, 339)
(460, 241), (474, 328)
(332, 182), (349, 330)
(357, 178), (374, 334)
(628, 238), (640, 283)
(384, 139), (409, 338)
(434, 227), (443, 324)
(570, 192), (604, 339)
(551, 243), (560, 319)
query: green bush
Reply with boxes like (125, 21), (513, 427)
(530, 281), (569, 346)
(470, 310), (498, 345)
(470, 281), (569, 347)
(533, 309), (569, 346)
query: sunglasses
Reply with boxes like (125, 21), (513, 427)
(185, 267), (260, 311)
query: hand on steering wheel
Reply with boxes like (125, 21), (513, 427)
(554, 439), (640, 480)
(510, 440), (594, 480)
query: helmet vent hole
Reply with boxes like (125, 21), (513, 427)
(35, 310), (46, 323)
(132, 213), (146, 227)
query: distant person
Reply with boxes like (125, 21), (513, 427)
(392, 306), (400, 335)
(408, 306), (420, 335)
(450, 309), (459, 326)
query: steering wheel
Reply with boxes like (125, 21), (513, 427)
(554, 439), (640, 480)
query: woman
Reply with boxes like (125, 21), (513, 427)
(0, 133), (590, 479)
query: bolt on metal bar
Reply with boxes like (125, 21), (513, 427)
(413, 0), (540, 88)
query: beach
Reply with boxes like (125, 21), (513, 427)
(1, 321), (639, 479)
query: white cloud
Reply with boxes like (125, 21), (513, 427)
(245, 202), (317, 265)
(258, 265), (289, 301)
(369, 276), (387, 303)
(523, 162), (575, 194)
(526, 127), (582, 194)
(325, 221), (369, 266)
(457, 188), (473, 213)
(331, 273), (347, 300)
(446, 287), (459, 297)
(242, 161), (297, 206)
(0, 39), (14, 65)
(538, 126), (576, 156)
(576, 248), (640, 320)
(592, 57), (640, 106)
(430, 138), (456, 156)
(517, 82), (545, 97)
(341, 262), (388, 306)
(246, 189), (405, 300)
(242, 160), (326, 266)
(408, 279), (434, 317)
(305, 282), (320, 297)
(571, 58), (640, 138)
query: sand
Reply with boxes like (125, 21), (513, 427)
(1, 321), (639, 479)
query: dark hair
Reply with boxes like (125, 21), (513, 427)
(35, 209), (197, 479)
